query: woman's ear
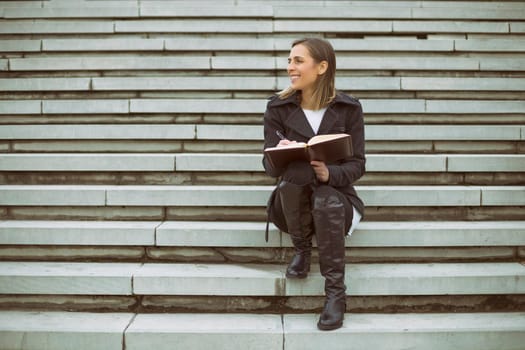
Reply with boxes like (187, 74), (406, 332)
(318, 60), (328, 75)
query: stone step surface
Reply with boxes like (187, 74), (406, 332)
(158, 220), (525, 248)
(4, 18), (514, 35)
(1, 185), (523, 207)
(129, 312), (525, 350)
(274, 20), (511, 34)
(48, 37), (457, 52)
(282, 312), (525, 350)
(0, 220), (158, 246)
(9, 55), (524, 72)
(137, 262), (525, 296)
(0, 311), (134, 350)
(0, 262), (139, 295)
(455, 38), (525, 52)
(2, 220), (524, 248)
(0, 262), (523, 296)
(1, 311), (524, 350)
(3, 153), (523, 172)
(4, 76), (525, 92)
(1, 124), (523, 141)
(0, 19), (276, 34)
(275, 5), (525, 20)
(126, 313), (283, 350)
(3, 37), (522, 53)
(4, 139), (521, 155)
(2, 6), (141, 19)
(1, 0), (522, 9)
(0, 311), (525, 350)
(2, 5), (275, 19)
(0, 99), (522, 115)
(3, 2), (524, 20)
(8, 56), (212, 70)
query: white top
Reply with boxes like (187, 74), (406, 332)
(303, 107), (327, 134)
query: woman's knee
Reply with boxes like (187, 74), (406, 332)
(311, 185), (344, 210)
(312, 185), (354, 232)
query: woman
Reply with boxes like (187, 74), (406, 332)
(263, 38), (365, 331)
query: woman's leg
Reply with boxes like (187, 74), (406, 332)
(278, 161), (316, 279)
(312, 185), (353, 331)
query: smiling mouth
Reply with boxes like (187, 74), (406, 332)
(290, 75), (300, 82)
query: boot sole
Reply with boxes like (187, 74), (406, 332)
(285, 272), (308, 279)
(317, 319), (343, 331)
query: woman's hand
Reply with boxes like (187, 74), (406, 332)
(311, 160), (329, 183)
(277, 139), (297, 147)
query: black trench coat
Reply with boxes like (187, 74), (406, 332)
(263, 91), (366, 222)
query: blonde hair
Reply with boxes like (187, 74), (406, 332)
(278, 38), (336, 110)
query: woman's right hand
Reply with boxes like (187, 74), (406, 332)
(277, 139), (297, 147)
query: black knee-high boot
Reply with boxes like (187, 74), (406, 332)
(278, 180), (314, 279)
(312, 186), (348, 331)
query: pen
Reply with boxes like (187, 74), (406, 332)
(276, 130), (287, 140)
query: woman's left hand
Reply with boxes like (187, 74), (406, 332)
(310, 160), (329, 183)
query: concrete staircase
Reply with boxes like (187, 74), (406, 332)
(1, 0), (524, 349)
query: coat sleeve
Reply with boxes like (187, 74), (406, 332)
(326, 102), (366, 186)
(262, 103), (286, 178)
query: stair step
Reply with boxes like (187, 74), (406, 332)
(0, 19), (115, 34)
(157, 220), (525, 247)
(4, 139), (519, 155)
(282, 312), (525, 350)
(1, 124), (522, 141)
(0, 220), (158, 245)
(1, 99), (525, 115)
(275, 5), (525, 20)
(456, 38), (525, 52)
(3, 6), (140, 19)
(0, 153), (178, 172)
(0, 262), (523, 296)
(134, 262), (525, 296)
(42, 38), (166, 52)
(0, 39), (41, 52)
(1, 185), (523, 207)
(9, 55), (211, 70)
(0, 262), (140, 295)
(0, 19), (274, 34)
(5, 37), (522, 54)
(276, 19), (509, 34)
(126, 313), (282, 350)
(2, 153), (524, 172)
(2, 5), (274, 19)
(2, 220), (523, 247)
(36, 37), (457, 53)
(4, 2), (524, 20)
(12, 55), (521, 72)
(1, 311), (524, 350)
(0, 311), (134, 350)
(4, 76), (525, 92)
(116, 19), (275, 34)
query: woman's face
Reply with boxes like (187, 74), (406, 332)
(287, 44), (324, 92)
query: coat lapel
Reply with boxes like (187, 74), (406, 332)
(273, 91), (357, 139)
(284, 106), (315, 139)
(317, 107), (338, 135)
